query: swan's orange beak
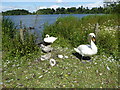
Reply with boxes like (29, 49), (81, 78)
(92, 37), (96, 42)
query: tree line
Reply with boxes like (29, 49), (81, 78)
(2, 2), (120, 16)
(2, 9), (32, 16)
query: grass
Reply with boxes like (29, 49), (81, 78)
(0, 16), (2, 89)
(2, 47), (119, 88)
(2, 14), (119, 88)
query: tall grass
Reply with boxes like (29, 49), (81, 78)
(2, 18), (40, 60)
(43, 14), (119, 58)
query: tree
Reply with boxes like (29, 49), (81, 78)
(2, 9), (31, 15)
(67, 7), (77, 14)
(112, 2), (120, 14)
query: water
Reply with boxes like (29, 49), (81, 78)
(4, 14), (96, 42)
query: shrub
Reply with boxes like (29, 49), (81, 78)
(2, 18), (40, 60)
(43, 15), (119, 57)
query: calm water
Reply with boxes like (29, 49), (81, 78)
(4, 14), (96, 41)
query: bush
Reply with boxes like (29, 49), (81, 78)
(97, 29), (118, 56)
(2, 18), (40, 60)
(43, 15), (119, 57)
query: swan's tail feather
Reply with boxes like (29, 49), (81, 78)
(74, 48), (80, 53)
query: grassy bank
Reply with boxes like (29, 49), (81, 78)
(2, 14), (119, 88)
(43, 14), (119, 58)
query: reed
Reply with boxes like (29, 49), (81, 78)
(2, 18), (40, 60)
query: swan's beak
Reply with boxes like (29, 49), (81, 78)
(92, 36), (96, 43)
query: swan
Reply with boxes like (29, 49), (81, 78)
(74, 33), (97, 59)
(44, 34), (57, 43)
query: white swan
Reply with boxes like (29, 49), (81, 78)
(74, 33), (97, 57)
(44, 34), (57, 43)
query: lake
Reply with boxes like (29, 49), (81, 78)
(4, 14), (97, 41)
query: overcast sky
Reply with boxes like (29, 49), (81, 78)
(1, 0), (104, 12)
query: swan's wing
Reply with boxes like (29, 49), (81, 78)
(77, 45), (91, 51)
(77, 45), (93, 56)
(44, 37), (57, 43)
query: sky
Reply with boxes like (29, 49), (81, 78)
(1, 0), (105, 12)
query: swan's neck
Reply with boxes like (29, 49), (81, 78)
(90, 40), (97, 52)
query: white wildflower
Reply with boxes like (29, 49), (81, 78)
(64, 56), (68, 59)
(99, 73), (102, 76)
(107, 66), (110, 70)
(94, 62), (97, 65)
(26, 77), (28, 79)
(58, 55), (63, 59)
(96, 70), (98, 73)
(38, 75), (43, 78)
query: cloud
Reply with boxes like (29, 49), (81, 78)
(1, 5), (31, 12)
(34, 1), (104, 12)
(2, 0), (104, 2)
(56, 0), (63, 3)
(38, 6), (48, 9)
(49, 5), (60, 9)
(85, 1), (103, 8)
(1, 6), (16, 11)
(37, 5), (60, 10)
(78, 1), (103, 9)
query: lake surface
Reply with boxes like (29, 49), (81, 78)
(4, 14), (97, 41)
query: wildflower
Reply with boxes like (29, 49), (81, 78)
(63, 84), (66, 87)
(99, 73), (102, 76)
(96, 70), (98, 73)
(107, 66), (110, 70)
(38, 75), (43, 78)
(65, 74), (68, 77)
(64, 56), (68, 59)
(26, 77), (28, 79)
(94, 62), (97, 65)
(58, 55), (63, 59)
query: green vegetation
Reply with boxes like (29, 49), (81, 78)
(2, 9), (32, 16)
(2, 2), (120, 15)
(2, 14), (119, 88)
(2, 18), (40, 60)
(36, 6), (105, 14)
(44, 15), (119, 58)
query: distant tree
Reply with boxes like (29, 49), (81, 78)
(52, 8), (55, 14)
(2, 9), (31, 15)
(67, 7), (77, 14)
(60, 7), (66, 14)
(36, 8), (55, 14)
(112, 2), (120, 14)
(90, 8), (99, 14)
(98, 6), (104, 13)
(3, 5), (118, 15)
(56, 7), (62, 14)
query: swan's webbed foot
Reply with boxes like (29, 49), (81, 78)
(81, 56), (92, 63)
(82, 56), (91, 60)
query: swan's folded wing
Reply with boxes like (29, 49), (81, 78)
(44, 37), (57, 43)
(77, 45), (93, 56)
